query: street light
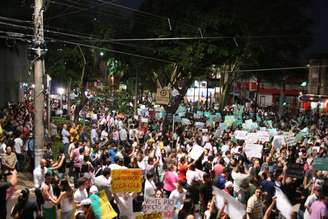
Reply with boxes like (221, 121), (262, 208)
(100, 51), (104, 56)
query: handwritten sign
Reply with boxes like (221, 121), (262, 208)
(244, 144), (263, 159)
(234, 130), (248, 140)
(111, 169), (143, 193)
(245, 133), (259, 144)
(285, 136), (297, 147)
(257, 131), (270, 142)
(188, 144), (204, 161)
(144, 198), (175, 218)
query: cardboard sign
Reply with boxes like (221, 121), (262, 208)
(143, 198), (175, 213)
(234, 130), (248, 140)
(156, 88), (170, 105)
(245, 133), (259, 144)
(213, 187), (246, 219)
(313, 158), (328, 171)
(188, 144), (204, 161)
(286, 163), (303, 178)
(111, 169), (143, 193)
(244, 144), (263, 159)
(257, 131), (270, 142)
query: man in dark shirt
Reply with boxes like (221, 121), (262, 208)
(199, 173), (213, 216)
(0, 169), (17, 218)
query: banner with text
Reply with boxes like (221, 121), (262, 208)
(111, 169), (143, 193)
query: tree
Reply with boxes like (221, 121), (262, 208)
(125, 0), (311, 127)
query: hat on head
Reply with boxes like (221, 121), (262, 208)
(81, 198), (92, 206)
(225, 181), (233, 188)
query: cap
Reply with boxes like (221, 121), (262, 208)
(225, 181), (233, 188)
(81, 198), (92, 206)
(89, 185), (98, 194)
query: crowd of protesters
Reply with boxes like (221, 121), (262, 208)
(0, 100), (327, 219)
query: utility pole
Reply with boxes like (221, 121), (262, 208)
(33, 0), (45, 168)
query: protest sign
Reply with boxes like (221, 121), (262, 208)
(244, 143), (263, 159)
(111, 169), (143, 193)
(272, 135), (285, 148)
(275, 187), (292, 219)
(173, 116), (182, 123)
(178, 112), (185, 117)
(224, 115), (235, 127)
(234, 130), (248, 140)
(286, 163), (304, 178)
(195, 122), (205, 128)
(213, 187), (246, 219)
(143, 198), (175, 217)
(268, 128), (277, 137)
(188, 144), (204, 161)
(219, 123), (227, 131)
(257, 131), (270, 142)
(245, 132), (259, 144)
(193, 113), (202, 119)
(285, 136), (297, 146)
(181, 118), (191, 125)
(136, 213), (162, 219)
(204, 111), (211, 118)
(156, 88), (170, 105)
(313, 157), (328, 171)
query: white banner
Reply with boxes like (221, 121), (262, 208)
(245, 133), (259, 144)
(244, 144), (263, 159)
(143, 198), (175, 212)
(234, 130), (248, 140)
(188, 144), (204, 161)
(257, 131), (270, 142)
(275, 187), (292, 219)
(213, 187), (246, 219)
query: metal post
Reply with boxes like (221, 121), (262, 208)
(33, 0), (45, 168)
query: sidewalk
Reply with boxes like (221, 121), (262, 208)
(6, 172), (34, 219)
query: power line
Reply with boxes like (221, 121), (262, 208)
(47, 2), (106, 21)
(0, 27), (175, 63)
(48, 0), (160, 28)
(46, 37), (175, 63)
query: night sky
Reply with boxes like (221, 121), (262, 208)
(122, 0), (328, 56)
(306, 0), (328, 55)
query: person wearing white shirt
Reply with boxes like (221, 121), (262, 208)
(169, 182), (187, 209)
(14, 135), (24, 171)
(114, 193), (135, 219)
(144, 172), (157, 198)
(33, 159), (48, 188)
(90, 125), (99, 145)
(74, 177), (89, 211)
(61, 124), (70, 156)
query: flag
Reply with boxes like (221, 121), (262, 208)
(89, 190), (117, 219)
